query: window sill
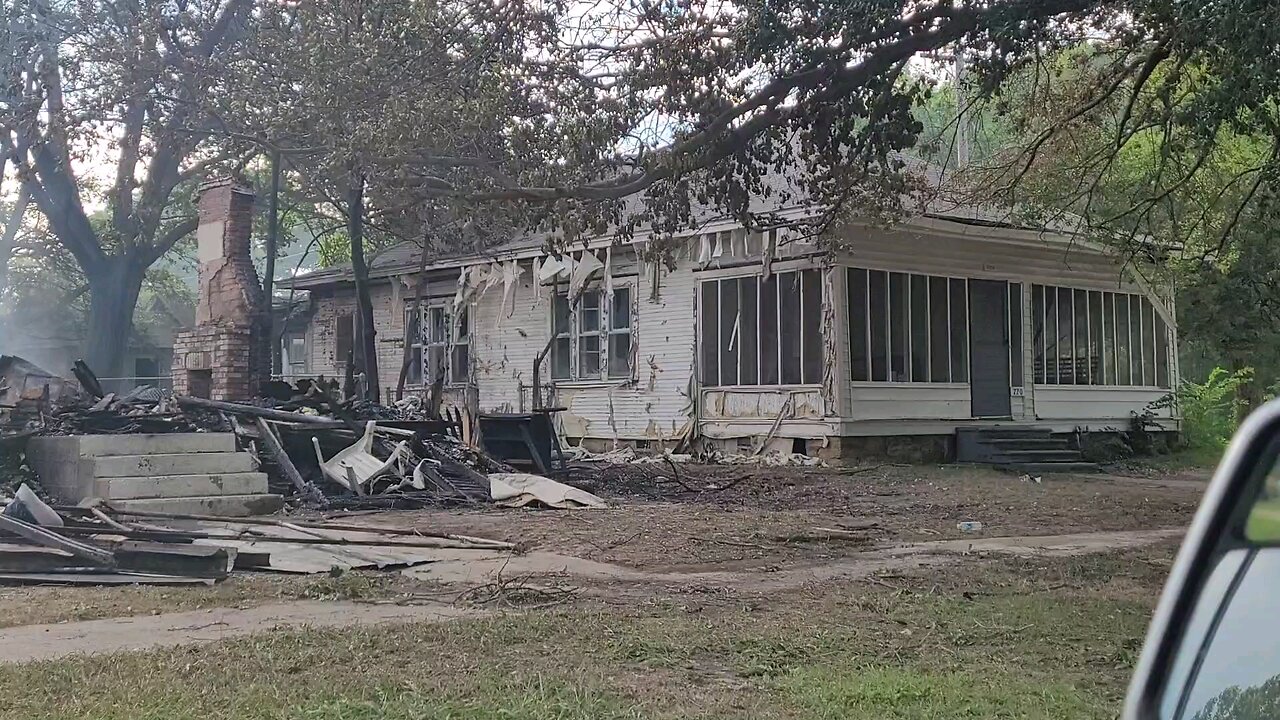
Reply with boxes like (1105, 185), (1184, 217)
(550, 378), (634, 389)
(402, 382), (475, 390)
(847, 381), (971, 389)
(702, 384), (823, 391)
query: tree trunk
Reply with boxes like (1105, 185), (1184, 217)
(347, 172), (379, 402)
(396, 237), (430, 400)
(82, 258), (146, 379)
(0, 187), (30, 302)
(261, 150), (282, 381)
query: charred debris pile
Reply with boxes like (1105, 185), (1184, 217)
(1, 356), (611, 512)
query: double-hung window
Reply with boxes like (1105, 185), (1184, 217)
(551, 287), (633, 380)
(405, 304), (471, 385)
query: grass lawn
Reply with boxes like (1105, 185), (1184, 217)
(0, 547), (1172, 720)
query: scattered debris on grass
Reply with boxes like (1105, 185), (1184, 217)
(0, 489), (514, 585)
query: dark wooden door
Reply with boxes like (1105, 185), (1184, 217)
(969, 280), (1012, 418)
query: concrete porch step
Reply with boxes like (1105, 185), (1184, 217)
(108, 493), (285, 517)
(95, 472), (269, 500)
(985, 437), (1073, 450)
(77, 433), (237, 457)
(92, 452), (256, 478)
(993, 449), (1084, 463)
(1008, 462), (1101, 475)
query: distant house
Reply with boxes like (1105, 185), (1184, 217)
(280, 185), (1178, 460)
(1, 292), (192, 393)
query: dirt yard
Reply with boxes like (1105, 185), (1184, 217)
(0, 462), (1207, 719)
(357, 463), (1204, 569)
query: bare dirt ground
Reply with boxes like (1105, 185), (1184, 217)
(359, 463), (1204, 569)
(0, 463), (1203, 645)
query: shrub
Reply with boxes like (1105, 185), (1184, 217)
(1178, 367), (1254, 451)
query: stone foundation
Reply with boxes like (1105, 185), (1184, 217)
(834, 435), (954, 464)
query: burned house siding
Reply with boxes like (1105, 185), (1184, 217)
(306, 282), (405, 390)
(291, 215), (1178, 446)
(467, 248), (699, 445)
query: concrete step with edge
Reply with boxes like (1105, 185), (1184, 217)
(993, 449), (1085, 463)
(77, 433), (237, 457)
(1007, 461), (1101, 475)
(94, 472), (269, 500)
(984, 437), (1073, 450)
(108, 493), (285, 518)
(92, 452), (256, 478)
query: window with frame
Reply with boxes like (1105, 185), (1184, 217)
(334, 312), (354, 369)
(404, 304), (471, 385)
(1030, 284), (1170, 387)
(284, 334), (307, 377)
(845, 268), (1020, 385)
(550, 287), (633, 380)
(699, 269), (822, 386)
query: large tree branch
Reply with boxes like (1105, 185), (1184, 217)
(141, 216), (199, 267)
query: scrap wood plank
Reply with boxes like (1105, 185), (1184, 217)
(111, 541), (236, 579)
(0, 571), (214, 586)
(0, 545), (88, 573)
(103, 507), (514, 549)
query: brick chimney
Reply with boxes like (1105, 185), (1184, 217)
(172, 178), (265, 400)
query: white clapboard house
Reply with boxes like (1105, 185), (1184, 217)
(281, 181), (1177, 464)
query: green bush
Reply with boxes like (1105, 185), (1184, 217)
(1178, 367), (1254, 450)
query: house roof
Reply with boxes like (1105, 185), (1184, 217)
(280, 156), (1155, 290)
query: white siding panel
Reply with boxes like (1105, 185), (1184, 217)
(837, 226), (1142, 292)
(1034, 386), (1173, 428)
(701, 388), (824, 420)
(470, 259), (545, 412)
(847, 384), (972, 420)
(467, 249), (699, 441)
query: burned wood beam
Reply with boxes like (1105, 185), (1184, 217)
(53, 524), (511, 551)
(110, 541), (235, 579)
(175, 396), (339, 425)
(0, 514), (116, 567)
(72, 359), (104, 399)
(254, 417), (309, 493)
(89, 507), (515, 549)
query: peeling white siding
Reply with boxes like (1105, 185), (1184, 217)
(465, 248), (698, 442)
(299, 217), (1177, 442)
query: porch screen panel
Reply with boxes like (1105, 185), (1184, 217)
(699, 282), (719, 386)
(699, 270), (821, 388)
(948, 279), (969, 383)
(1115, 294), (1132, 385)
(800, 269), (823, 384)
(868, 270), (889, 382)
(1030, 284), (1169, 388)
(889, 272), (909, 382)
(1008, 283), (1023, 387)
(847, 269), (869, 381)
(910, 275), (930, 382)
(780, 271), (803, 384)
(719, 279), (740, 384)
(1087, 291), (1104, 384)
(1031, 285), (1045, 384)
(760, 275), (779, 384)
(1056, 287), (1074, 384)
(739, 278), (759, 385)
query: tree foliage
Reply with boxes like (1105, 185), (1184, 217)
(1, 0), (255, 373)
